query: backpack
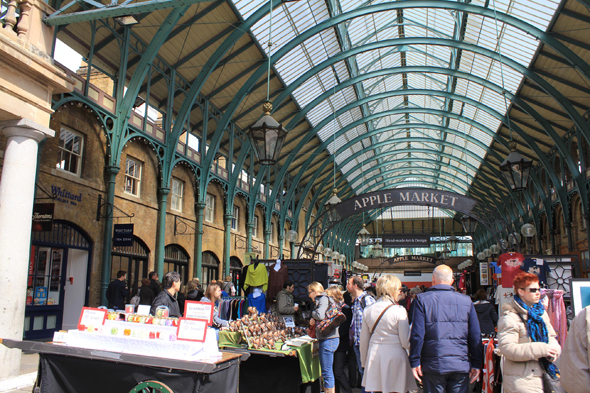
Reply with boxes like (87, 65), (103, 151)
(317, 298), (346, 335)
(130, 289), (141, 307)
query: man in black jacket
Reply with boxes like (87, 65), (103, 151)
(106, 270), (128, 310)
(150, 271), (181, 317)
(148, 271), (161, 296)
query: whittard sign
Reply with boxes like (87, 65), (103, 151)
(334, 188), (476, 217)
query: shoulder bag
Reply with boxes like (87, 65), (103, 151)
(370, 302), (396, 335)
(317, 298), (346, 335)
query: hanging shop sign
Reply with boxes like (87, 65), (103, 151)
(385, 255), (437, 265)
(112, 224), (134, 247)
(480, 262), (490, 286)
(334, 188), (476, 217)
(382, 234), (431, 248)
(32, 203), (54, 232)
(404, 271), (422, 276)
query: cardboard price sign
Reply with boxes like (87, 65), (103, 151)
(78, 307), (107, 330)
(184, 301), (214, 325)
(176, 318), (208, 342)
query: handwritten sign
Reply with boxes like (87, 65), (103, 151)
(77, 307), (107, 330)
(184, 301), (214, 325)
(176, 318), (208, 342)
(283, 317), (296, 328)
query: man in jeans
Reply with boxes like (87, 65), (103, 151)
(410, 265), (482, 393)
(346, 276), (375, 392)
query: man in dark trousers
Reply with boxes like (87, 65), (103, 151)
(106, 270), (128, 310)
(148, 271), (161, 296)
(410, 265), (482, 393)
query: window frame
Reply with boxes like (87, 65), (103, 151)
(231, 206), (239, 230)
(205, 193), (215, 223)
(253, 216), (258, 238)
(170, 178), (184, 212)
(56, 127), (84, 177)
(124, 157), (142, 197)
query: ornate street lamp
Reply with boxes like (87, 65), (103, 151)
(323, 247), (332, 259)
(521, 223), (537, 254)
(461, 215), (478, 234)
(286, 229), (298, 243)
(500, 141), (532, 192)
(247, 101), (289, 165)
(357, 224), (370, 246)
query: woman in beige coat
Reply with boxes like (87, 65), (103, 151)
(360, 275), (417, 393)
(498, 272), (561, 393)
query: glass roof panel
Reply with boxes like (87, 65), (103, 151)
(230, 0), (561, 196)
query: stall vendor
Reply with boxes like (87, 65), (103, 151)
(276, 280), (299, 320)
(150, 271), (182, 318)
(202, 282), (229, 328)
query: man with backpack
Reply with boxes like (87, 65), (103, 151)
(347, 276), (375, 392)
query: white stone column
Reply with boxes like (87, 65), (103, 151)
(0, 118), (54, 380)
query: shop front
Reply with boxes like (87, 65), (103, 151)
(26, 220), (92, 339)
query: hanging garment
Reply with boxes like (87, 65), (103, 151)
(521, 258), (551, 286)
(248, 291), (267, 313)
(498, 252), (524, 288)
(244, 262), (269, 292)
(541, 289), (568, 348)
(267, 261), (289, 301)
(483, 340), (496, 393)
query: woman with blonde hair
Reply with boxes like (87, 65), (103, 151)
(360, 275), (416, 393)
(309, 282), (340, 393)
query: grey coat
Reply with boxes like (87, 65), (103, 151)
(276, 289), (296, 319)
(311, 292), (339, 340)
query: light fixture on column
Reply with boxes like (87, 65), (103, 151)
(245, 0), (288, 166)
(490, 244), (500, 257)
(323, 247), (332, 259)
(339, 254), (346, 263)
(500, 141), (532, 192)
(441, 245), (451, 260)
(521, 223), (537, 253)
(484, 248), (492, 258)
(332, 251), (340, 261)
(357, 224), (370, 246)
(508, 232), (522, 246)
(286, 229), (298, 243)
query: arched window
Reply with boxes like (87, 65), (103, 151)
(164, 244), (189, 284)
(202, 252), (220, 288)
(111, 236), (149, 302)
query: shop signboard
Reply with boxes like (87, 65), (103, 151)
(385, 255), (437, 265)
(404, 271), (422, 276)
(382, 234), (431, 248)
(176, 318), (208, 342)
(112, 224), (134, 247)
(184, 301), (214, 326)
(480, 262), (489, 285)
(77, 307), (107, 330)
(32, 203), (54, 232)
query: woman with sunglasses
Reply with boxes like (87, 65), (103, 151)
(498, 272), (561, 392)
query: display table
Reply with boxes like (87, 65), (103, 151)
(219, 331), (321, 393)
(1, 338), (246, 393)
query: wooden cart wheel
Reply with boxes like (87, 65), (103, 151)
(129, 380), (174, 393)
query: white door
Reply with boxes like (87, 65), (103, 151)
(62, 249), (88, 330)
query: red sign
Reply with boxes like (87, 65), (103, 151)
(77, 307), (107, 331)
(184, 301), (214, 326)
(176, 318), (208, 342)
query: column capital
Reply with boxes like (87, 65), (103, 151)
(0, 118), (54, 142)
(158, 187), (170, 196)
(195, 202), (207, 210)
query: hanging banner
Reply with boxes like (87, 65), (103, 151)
(32, 203), (55, 232)
(334, 188), (477, 217)
(382, 234), (431, 248)
(404, 271), (422, 276)
(113, 224), (134, 247)
(480, 262), (490, 286)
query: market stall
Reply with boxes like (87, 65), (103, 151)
(0, 338), (244, 393)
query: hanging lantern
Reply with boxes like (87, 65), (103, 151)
(246, 101), (289, 166)
(324, 188), (342, 223)
(461, 215), (478, 234)
(286, 229), (298, 243)
(449, 234), (458, 252)
(500, 141), (532, 192)
(357, 224), (370, 246)
(521, 223), (537, 238)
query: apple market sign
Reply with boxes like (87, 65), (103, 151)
(333, 188), (476, 218)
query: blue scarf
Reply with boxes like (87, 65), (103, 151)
(513, 295), (560, 378)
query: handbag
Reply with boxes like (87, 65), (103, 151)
(316, 298), (346, 335)
(541, 367), (565, 393)
(130, 289), (141, 307)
